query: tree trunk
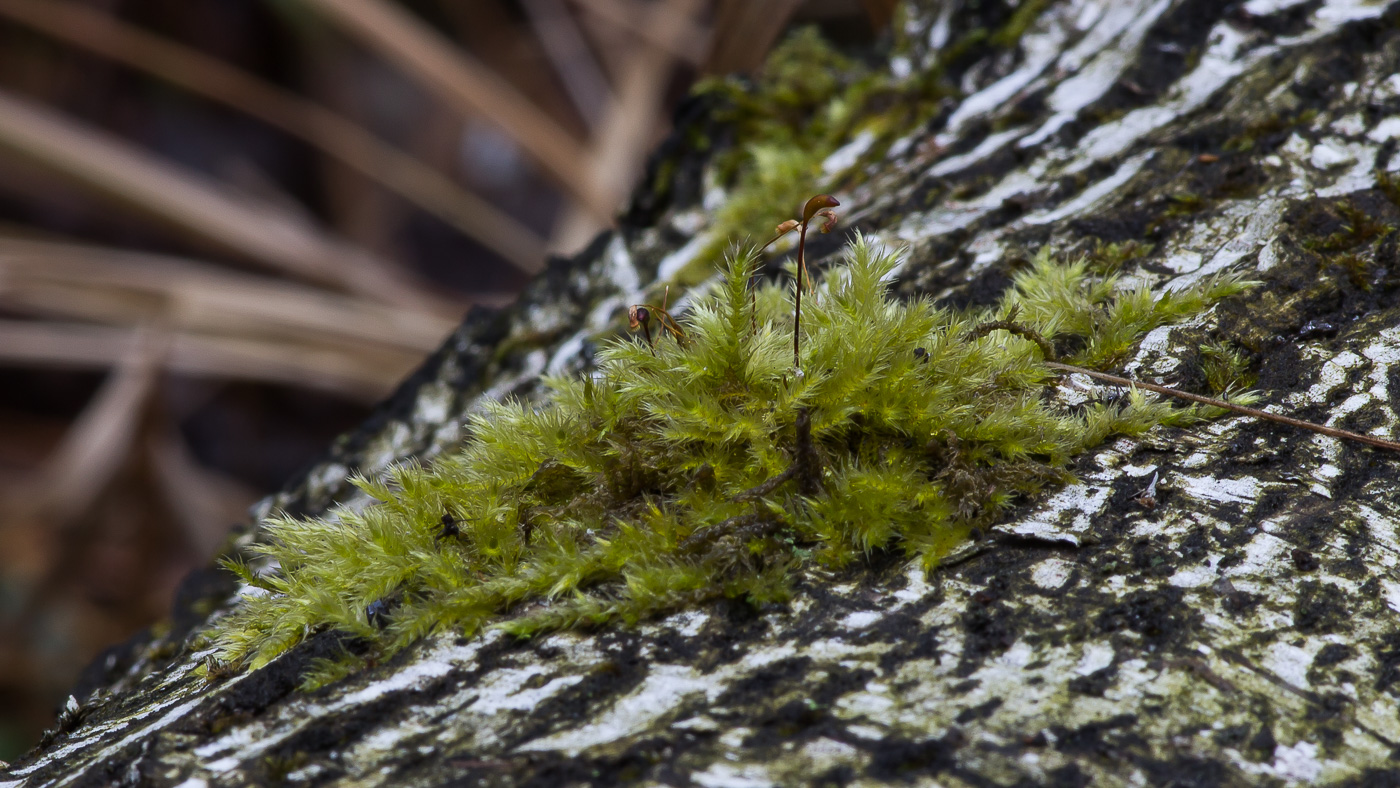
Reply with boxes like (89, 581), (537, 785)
(10, 0), (1400, 784)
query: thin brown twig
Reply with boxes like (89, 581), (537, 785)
(731, 407), (823, 501)
(732, 465), (798, 503)
(678, 513), (763, 553)
(967, 309), (1058, 362)
(1045, 361), (1400, 453)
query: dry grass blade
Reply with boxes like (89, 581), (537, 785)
(298, 0), (613, 222)
(33, 328), (165, 526)
(521, 0), (614, 131)
(553, 0), (707, 252)
(0, 88), (448, 313)
(147, 430), (258, 558)
(0, 238), (463, 352)
(591, 0), (708, 200)
(706, 0), (804, 74)
(567, 0), (710, 66)
(860, 0), (899, 29)
(0, 0), (547, 275)
(0, 319), (415, 400)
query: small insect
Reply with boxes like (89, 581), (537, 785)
(628, 285), (687, 353)
(435, 512), (462, 543)
(366, 595), (398, 628)
(202, 655), (238, 684)
(36, 695), (85, 748)
(1132, 470), (1159, 510)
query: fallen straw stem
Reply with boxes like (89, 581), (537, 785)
(1045, 361), (1400, 453)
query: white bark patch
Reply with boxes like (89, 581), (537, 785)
(604, 234), (642, 303)
(1024, 152), (1153, 225)
(1367, 116), (1400, 142)
(1289, 350), (1366, 409)
(1223, 530), (1293, 581)
(1310, 140), (1356, 169)
(840, 610), (884, 629)
(1007, 481), (1115, 543)
(1168, 565), (1217, 588)
(1316, 139), (1378, 197)
(1331, 112), (1368, 137)
(1380, 579), (1400, 615)
(1076, 643), (1116, 676)
(656, 232), (715, 282)
(940, 0), (1077, 137)
(1243, 0), (1311, 12)
(1264, 641), (1315, 689)
(1269, 740), (1325, 782)
(1163, 199), (1285, 290)
(1031, 558), (1075, 590)
(1019, 0), (1171, 148)
(822, 130), (877, 176)
(662, 610), (710, 638)
(890, 561), (934, 607)
(1070, 24), (1253, 171)
(468, 669), (584, 716)
(691, 763), (776, 788)
(930, 128), (1029, 177)
(516, 664), (711, 755)
(480, 349), (547, 404)
(798, 738), (862, 773)
(1175, 475), (1265, 507)
(896, 160), (1050, 245)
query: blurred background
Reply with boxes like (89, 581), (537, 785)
(0, 0), (895, 760)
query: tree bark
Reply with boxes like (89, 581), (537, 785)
(10, 0), (1400, 784)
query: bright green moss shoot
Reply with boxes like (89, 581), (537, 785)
(213, 238), (1249, 687)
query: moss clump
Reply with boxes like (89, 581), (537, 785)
(1377, 170), (1400, 210)
(1302, 200), (1394, 253)
(686, 29), (889, 281)
(987, 0), (1054, 48)
(1085, 239), (1153, 276)
(212, 238), (1248, 686)
(1199, 341), (1256, 397)
(1222, 108), (1319, 153)
(686, 5), (1055, 282)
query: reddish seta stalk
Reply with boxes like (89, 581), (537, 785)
(762, 194), (839, 370)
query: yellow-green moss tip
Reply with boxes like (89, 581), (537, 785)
(212, 239), (1248, 686)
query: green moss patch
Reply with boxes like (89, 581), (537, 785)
(212, 238), (1248, 687)
(684, 6), (1055, 283)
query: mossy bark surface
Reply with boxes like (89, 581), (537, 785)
(11, 0), (1400, 785)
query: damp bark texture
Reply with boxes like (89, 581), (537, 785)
(12, 1), (1400, 785)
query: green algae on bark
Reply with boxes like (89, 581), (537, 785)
(211, 238), (1249, 687)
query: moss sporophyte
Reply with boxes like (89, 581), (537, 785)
(212, 216), (1258, 688)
